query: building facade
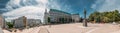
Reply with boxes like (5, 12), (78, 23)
(27, 19), (41, 27)
(0, 15), (6, 29)
(14, 16), (27, 28)
(72, 14), (80, 22)
(44, 9), (80, 24)
(14, 16), (41, 28)
(13, 9), (81, 27)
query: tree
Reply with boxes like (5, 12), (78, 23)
(48, 17), (51, 23)
(89, 10), (120, 23)
(6, 22), (13, 29)
(89, 11), (101, 23)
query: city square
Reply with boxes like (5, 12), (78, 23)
(0, 0), (120, 33)
(2, 23), (120, 33)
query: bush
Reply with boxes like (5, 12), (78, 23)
(118, 21), (120, 24)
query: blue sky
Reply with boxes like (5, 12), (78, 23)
(48, 0), (96, 18)
(0, 0), (120, 20)
(0, 0), (9, 14)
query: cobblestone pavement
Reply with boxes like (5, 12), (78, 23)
(3, 23), (120, 33)
(45, 23), (120, 33)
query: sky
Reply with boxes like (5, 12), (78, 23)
(0, 0), (120, 22)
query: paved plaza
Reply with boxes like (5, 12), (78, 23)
(2, 23), (120, 33)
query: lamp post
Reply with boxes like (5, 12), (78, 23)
(83, 9), (87, 27)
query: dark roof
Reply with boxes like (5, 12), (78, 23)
(72, 13), (79, 15)
(50, 9), (71, 15)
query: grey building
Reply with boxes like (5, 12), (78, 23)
(0, 27), (3, 33)
(14, 16), (27, 28)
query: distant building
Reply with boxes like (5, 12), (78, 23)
(27, 19), (41, 27)
(0, 15), (6, 29)
(72, 13), (80, 22)
(13, 16), (41, 28)
(14, 16), (27, 28)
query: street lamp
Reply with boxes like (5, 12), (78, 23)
(83, 8), (87, 27)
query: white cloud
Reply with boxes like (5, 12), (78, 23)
(91, 4), (96, 9)
(48, 0), (61, 10)
(48, 0), (72, 12)
(3, 0), (49, 23)
(36, 0), (48, 4)
(3, 6), (46, 22)
(2, 0), (70, 23)
(91, 0), (120, 12)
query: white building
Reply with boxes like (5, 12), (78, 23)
(14, 16), (41, 28)
(72, 14), (80, 22)
(0, 15), (6, 29)
(44, 9), (80, 24)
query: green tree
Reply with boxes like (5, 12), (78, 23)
(89, 10), (120, 23)
(89, 11), (101, 23)
(48, 17), (50, 23)
(6, 22), (13, 29)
